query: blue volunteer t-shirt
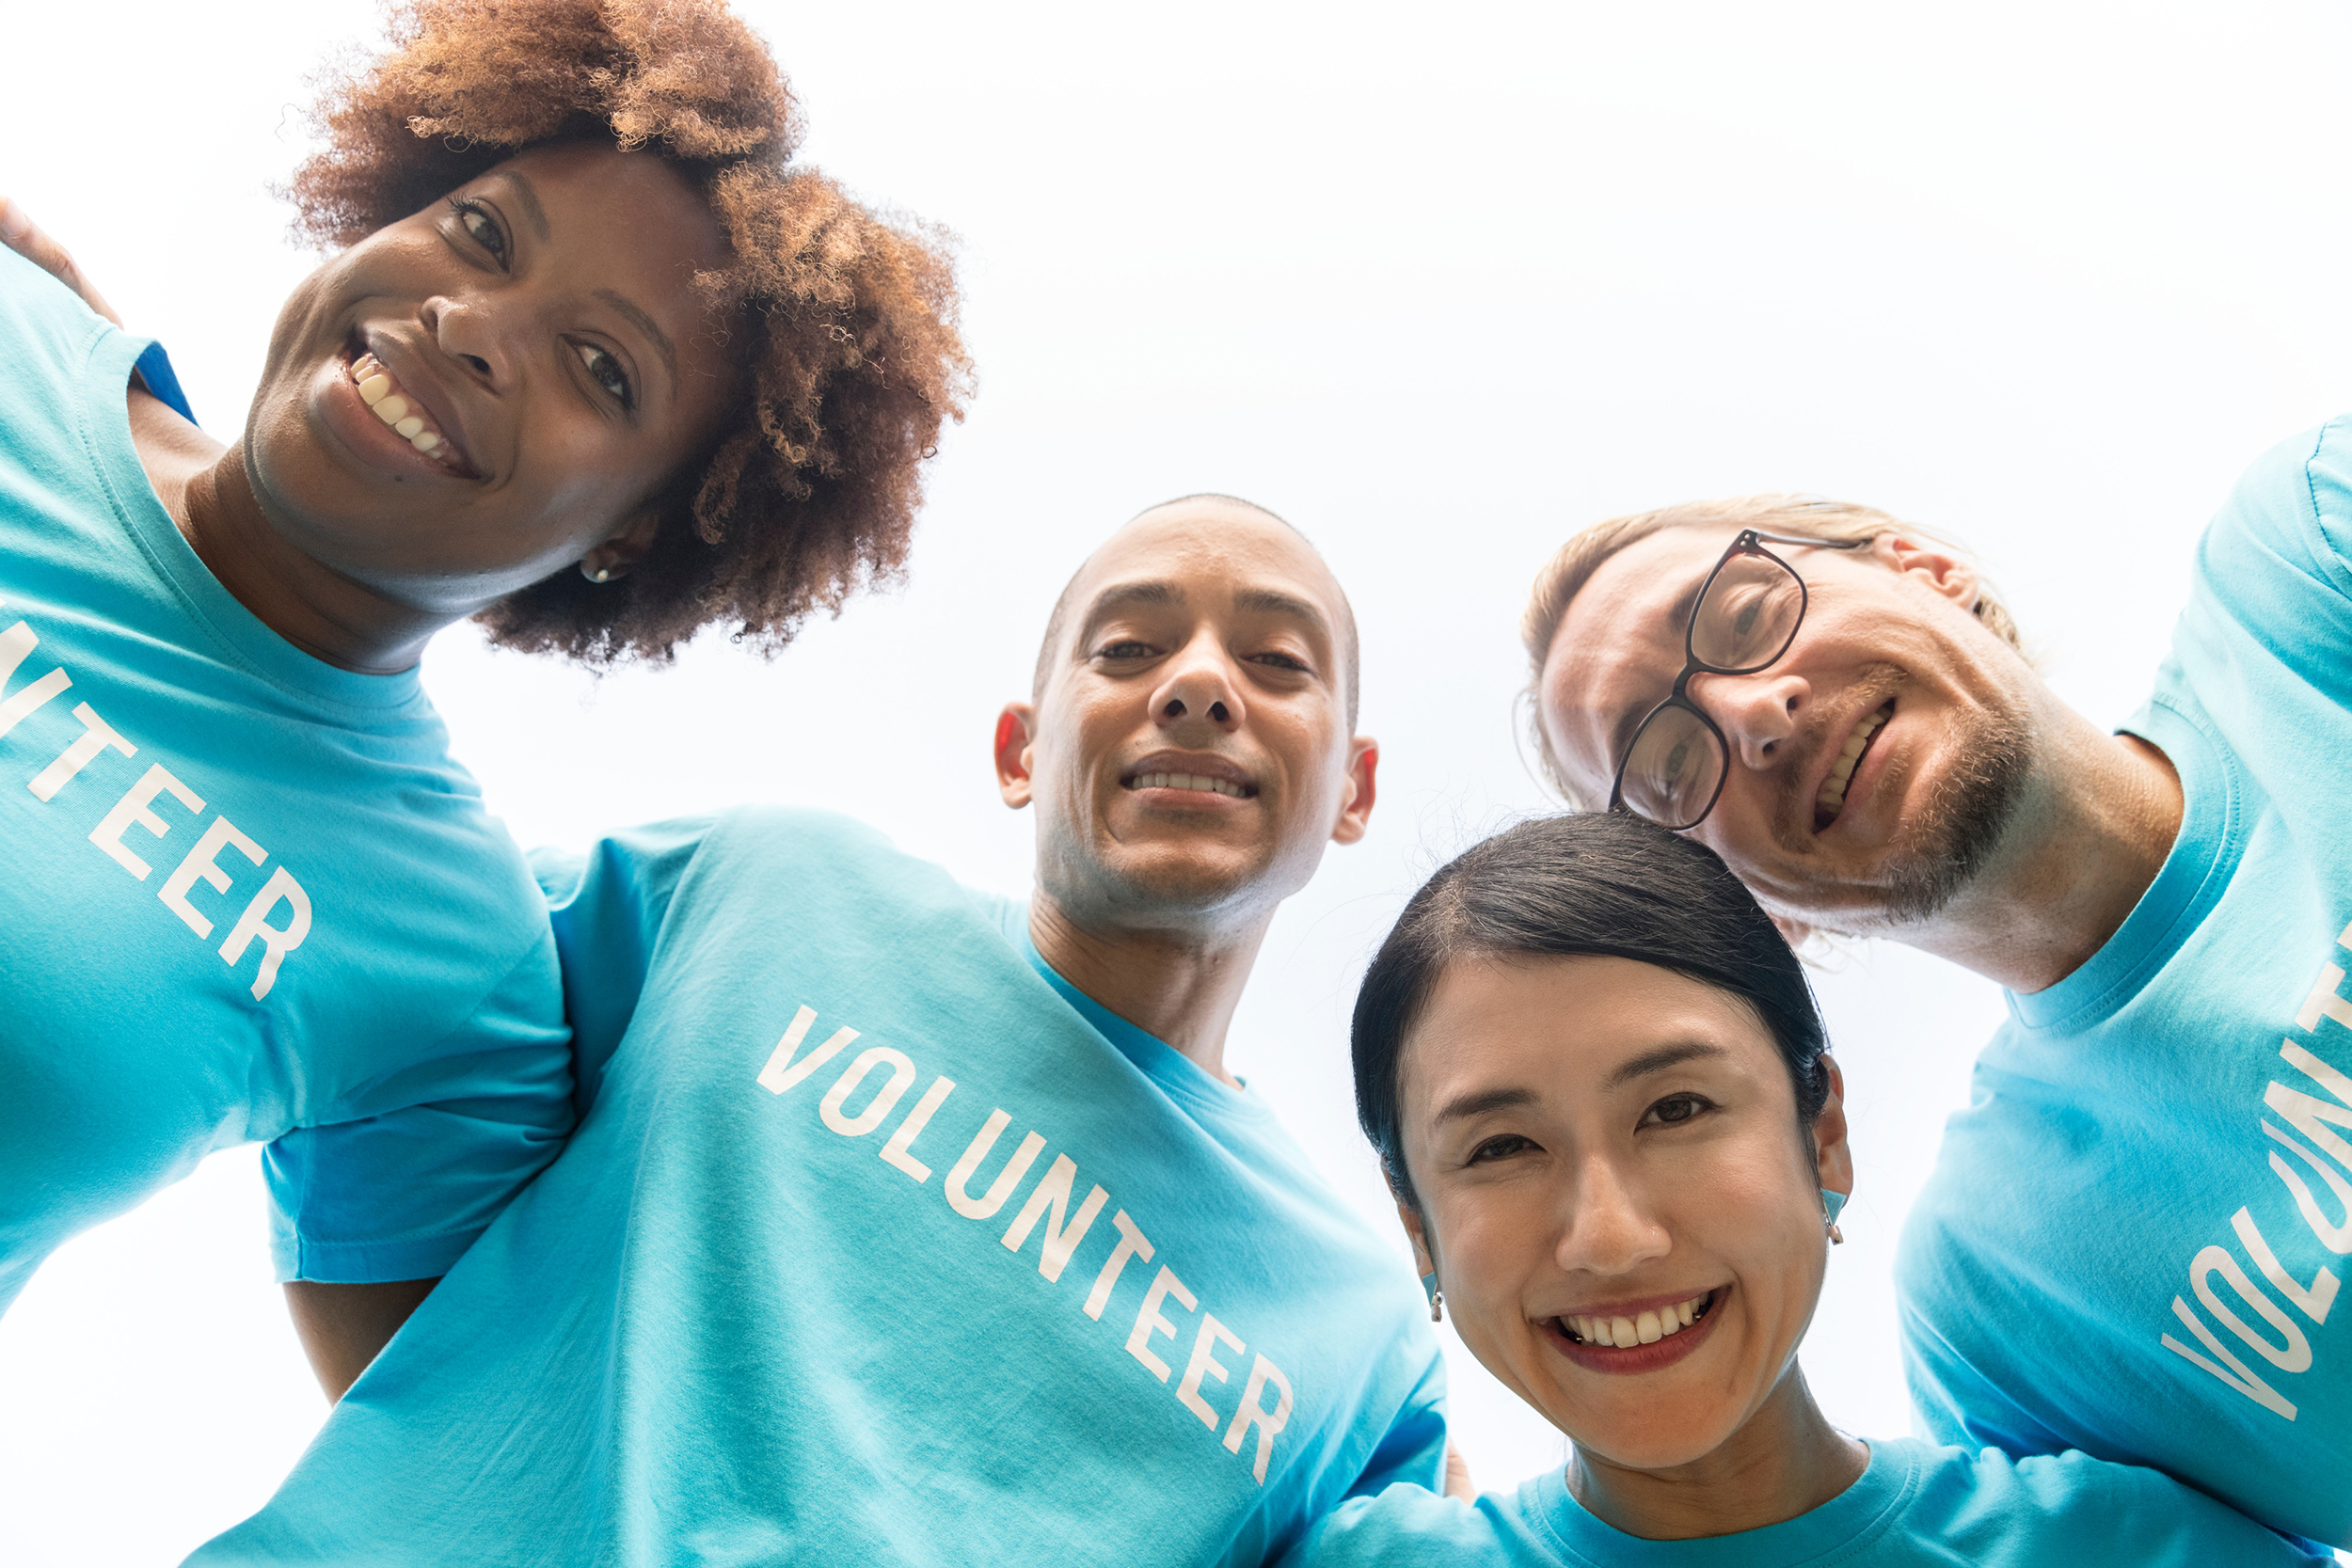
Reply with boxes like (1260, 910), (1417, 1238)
(1278, 1438), (2328, 1566)
(0, 241), (570, 1307)
(1898, 418), (2352, 1547)
(191, 808), (1448, 1568)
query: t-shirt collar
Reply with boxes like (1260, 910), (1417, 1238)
(1018, 926), (1268, 1121)
(2007, 695), (2239, 1033)
(1528, 1439), (1914, 1565)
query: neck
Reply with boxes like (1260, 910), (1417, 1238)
(1568, 1365), (1866, 1540)
(1890, 702), (2183, 993)
(131, 390), (454, 675)
(1025, 889), (1270, 1086)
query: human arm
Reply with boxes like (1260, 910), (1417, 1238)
(282, 1277), (439, 1402)
(0, 198), (120, 325)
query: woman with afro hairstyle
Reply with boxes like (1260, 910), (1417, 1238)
(0, 0), (967, 1402)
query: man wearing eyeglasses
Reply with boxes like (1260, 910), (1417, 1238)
(1517, 461), (2352, 1553)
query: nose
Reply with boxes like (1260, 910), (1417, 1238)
(1554, 1155), (1671, 1277)
(421, 293), (516, 390)
(1149, 630), (1246, 735)
(1689, 670), (1807, 771)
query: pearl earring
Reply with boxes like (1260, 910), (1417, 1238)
(582, 562), (612, 584)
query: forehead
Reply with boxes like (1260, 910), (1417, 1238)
(478, 144), (735, 304)
(1401, 954), (1775, 1117)
(1539, 527), (1735, 783)
(1066, 505), (1343, 630)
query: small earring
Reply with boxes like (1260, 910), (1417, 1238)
(1822, 1187), (1847, 1247)
(1422, 1272), (1444, 1323)
(581, 562), (612, 584)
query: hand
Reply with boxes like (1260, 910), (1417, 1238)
(0, 197), (121, 327)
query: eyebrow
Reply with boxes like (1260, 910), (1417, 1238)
(1601, 1040), (1728, 1091)
(1233, 586), (1333, 647)
(1082, 580), (1184, 626)
(596, 288), (677, 385)
(496, 169), (553, 243)
(1433, 1085), (1537, 1126)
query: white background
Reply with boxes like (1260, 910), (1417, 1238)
(7, 1), (2352, 1560)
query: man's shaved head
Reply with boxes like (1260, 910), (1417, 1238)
(1033, 494), (1362, 729)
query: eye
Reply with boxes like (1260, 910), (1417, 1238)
(1638, 1093), (1712, 1131)
(447, 198), (508, 265)
(575, 342), (634, 409)
(1249, 650), (1310, 673)
(1465, 1132), (1535, 1165)
(1094, 640), (1154, 660)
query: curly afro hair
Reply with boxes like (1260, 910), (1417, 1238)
(288, 0), (972, 664)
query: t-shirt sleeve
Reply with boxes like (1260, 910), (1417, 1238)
(1926, 1447), (2336, 1566)
(2188, 419), (2352, 702)
(532, 814), (717, 1113)
(1342, 1351), (1450, 1500)
(262, 928), (572, 1283)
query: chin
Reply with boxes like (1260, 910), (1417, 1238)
(1567, 1410), (1742, 1472)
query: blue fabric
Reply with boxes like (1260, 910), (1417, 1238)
(191, 807), (1449, 1567)
(1898, 418), (2352, 1548)
(1278, 1438), (2328, 1565)
(0, 242), (571, 1304)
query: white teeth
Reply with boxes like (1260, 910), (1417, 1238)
(347, 354), (458, 465)
(1816, 706), (1890, 821)
(1133, 771), (1247, 798)
(1567, 1292), (1708, 1349)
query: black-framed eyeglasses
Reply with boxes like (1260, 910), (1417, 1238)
(1607, 529), (1868, 831)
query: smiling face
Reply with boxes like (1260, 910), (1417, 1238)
(242, 141), (744, 614)
(998, 501), (1375, 929)
(1396, 953), (1848, 1470)
(1537, 527), (2038, 933)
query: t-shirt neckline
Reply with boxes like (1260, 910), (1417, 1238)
(78, 324), (426, 717)
(1529, 1439), (1914, 1565)
(1018, 929), (1271, 1123)
(2007, 698), (2238, 1033)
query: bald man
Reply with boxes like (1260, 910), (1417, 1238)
(194, 497), (1449, 1568)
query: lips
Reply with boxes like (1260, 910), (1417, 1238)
(338, 336), (478, 477)
(1120, 752), (1259, 800)
(1813, 700), (1892, 832)
(1544, 1286), (1727, 1375)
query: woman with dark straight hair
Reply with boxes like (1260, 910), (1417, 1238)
(1289, 812), (2324, 1565)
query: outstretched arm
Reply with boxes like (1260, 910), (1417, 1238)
(282, 1278), (440, 1402)
(0, 198), (120, 325)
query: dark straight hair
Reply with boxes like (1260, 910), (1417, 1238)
(1352, 812), (1832, 1210)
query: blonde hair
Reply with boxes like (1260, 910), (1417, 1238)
(1519, 495), (2026, 804)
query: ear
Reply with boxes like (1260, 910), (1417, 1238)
(994, 704), (1038, 811)
(1395, 1195), (1437, 1278)
(1811, 1053), (1853, 1208)
(1867, 532), (1979, 615)
(580, 506), (662, 582)
(1329, 737), (1379, 847)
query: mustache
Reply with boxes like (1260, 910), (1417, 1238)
(1770, 663), (1906, 852)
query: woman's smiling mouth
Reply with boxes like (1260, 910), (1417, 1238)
(1545, 1286), (1726, 1375)
(329, 337), (479, 478)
